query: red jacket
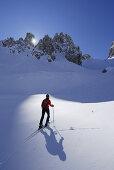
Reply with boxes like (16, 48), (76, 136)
(41, 98), (54, 109)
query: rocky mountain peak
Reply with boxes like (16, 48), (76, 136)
(108, 41), (114, 59)
(1, 32), (92, 65)
(24, 33), (35, 46)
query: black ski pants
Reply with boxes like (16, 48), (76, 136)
(40, 108), (50, 125)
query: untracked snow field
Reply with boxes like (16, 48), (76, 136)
(0, 46), (114, 170)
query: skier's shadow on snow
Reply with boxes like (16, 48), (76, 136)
(41, 126), (66, 161)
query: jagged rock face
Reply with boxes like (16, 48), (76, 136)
(0, 32), (91, 65)
(53, 32), (75, 51)
(65, 51), (82, 65)
(53, 33), (83, 65)
(2, 37), (15, 47)
(32, 49), (44, 59)
(35, 32), (83, 64)
(24, 33), (35, 46)
(1, 33), (35, 54)
(108, 41), (114, 58)
(82, 54), (91, 60)
(36, 35), (54, 55)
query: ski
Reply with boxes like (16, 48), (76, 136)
(38, 121), (53, 130)
(25, 126), (46, 142)
(38, 125), (46, 130)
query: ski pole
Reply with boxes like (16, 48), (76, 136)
(53, 107), (55, 123)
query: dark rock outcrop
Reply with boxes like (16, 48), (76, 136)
(24, 33), (35, 46)
(36, 35), (54, 55)
(82, 54), (91, 60)
(108, 41), (114, 59)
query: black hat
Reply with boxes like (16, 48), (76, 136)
(46, 94), (49, 99)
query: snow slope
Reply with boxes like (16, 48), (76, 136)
(83, 58), (114, 73)
(0, 46), (114, 170)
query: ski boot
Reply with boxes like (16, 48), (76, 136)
(38, 124), (43, 130)
(45, 122), (49, 127)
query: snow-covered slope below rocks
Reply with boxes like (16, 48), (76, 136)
(0, 45), (114, 170)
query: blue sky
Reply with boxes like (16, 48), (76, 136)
(0, 0), (114, 59)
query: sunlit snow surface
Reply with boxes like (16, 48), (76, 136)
(0, 46), (114, 170)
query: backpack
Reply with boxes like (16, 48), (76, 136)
(42, 99), (48, 109)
